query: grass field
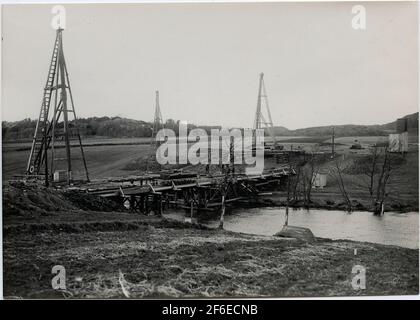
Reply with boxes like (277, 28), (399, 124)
(3, 135), (418, 211)
(2, 142), (150, 180)
(0, 135), (391, 178)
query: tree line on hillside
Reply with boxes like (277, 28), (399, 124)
(3, 112), (415, 141)
(272, 124), (388, 137)
(1, 117), (221, 141)
(273, 112), (418, 137)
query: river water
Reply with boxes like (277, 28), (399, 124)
(165, 207), (419, 249)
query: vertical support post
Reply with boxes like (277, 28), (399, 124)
(44, 102), (49, 187)
(145, 195), (150, 214)
(57, 31), (72, 183)
(63, 62), (90, 182)
(130, 195), (135, 212)
(190, 200), (194, 220)
(158, 194), (163, 216)
(285, 149), (293, 226)
(219, 195), (225, 229)
(140, 195), (145, 214)
(51, 64), (60, 179)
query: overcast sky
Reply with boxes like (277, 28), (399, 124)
(1, 2), (418, 129)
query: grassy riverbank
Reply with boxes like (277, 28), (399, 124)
(3, 167), (419, 298)
(3, 209), (418, 298)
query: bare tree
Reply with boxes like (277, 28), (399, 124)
(218, 174), (232, 229)
(291, 164), (302, 202)
(301, 151), (320, 208)
(284, 150), (306, 224)
(284, 152), (294, 226)
(218, 136), (236, 229)
(360, 146), (379, 199)
(359, 146), (396, 215)
(330, 157), (352, 212)
(373, 146), (394, 215)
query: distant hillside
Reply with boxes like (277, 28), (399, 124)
(271, 112), (418, 137)
(2, 117), (153, 141)
(272, 124), (387, 137)
(2, 112), (417, 141)
(1, 116), (219, 141)
(380, 112), (419, 133)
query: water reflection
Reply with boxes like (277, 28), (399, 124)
(165, 207), (419, 249)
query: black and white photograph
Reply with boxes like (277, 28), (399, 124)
(0, 0), (419, 301)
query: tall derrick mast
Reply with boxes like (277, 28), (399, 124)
(26, 28), (89, 185)
(253, 72), (277, 149)
(146, 90), (165, 172)
(150, 90), (164, 149)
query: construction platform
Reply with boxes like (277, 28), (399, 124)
(50, 167), (295, 215)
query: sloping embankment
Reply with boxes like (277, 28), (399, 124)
(2, 184), (419, 298)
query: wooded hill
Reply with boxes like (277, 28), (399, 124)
(1, 117), (220, 141)
(2, 113), (417, 141)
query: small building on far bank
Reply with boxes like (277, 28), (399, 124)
(396, 114), (418, 134)
(389, 132), (408, 153)
(389, 113), (418, 152)
(312, 172), (327, 189)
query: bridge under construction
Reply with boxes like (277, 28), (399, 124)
(72, 167), (294, 215)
